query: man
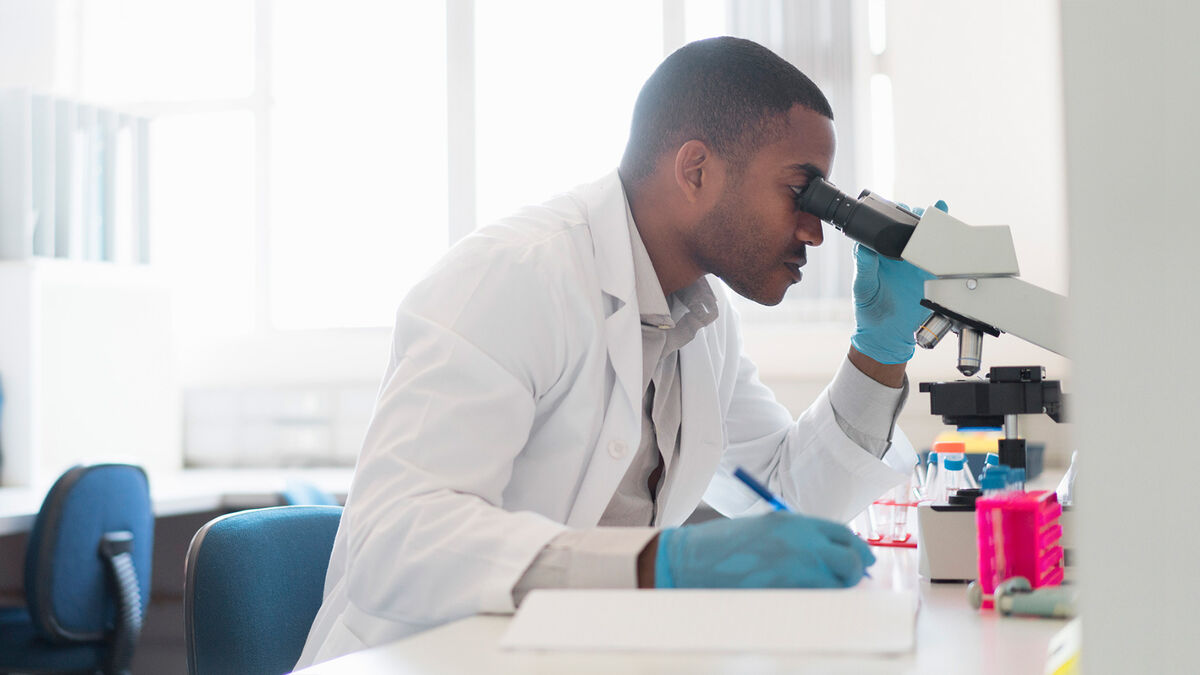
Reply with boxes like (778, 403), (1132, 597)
(297, 36), (934, 667)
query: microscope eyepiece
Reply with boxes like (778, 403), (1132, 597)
(793, 176), (921, 260)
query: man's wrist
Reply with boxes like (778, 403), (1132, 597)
(637, 534), (658, 588)
(848, 345), (906, 388)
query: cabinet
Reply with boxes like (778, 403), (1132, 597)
(0, 260), (178, 486)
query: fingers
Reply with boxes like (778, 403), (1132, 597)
(902, 199), (948, 215)
(852, 243), (881, 290)
(853, 242), (879, 268)
(812, 519), (876, 567)
(816, 543), (867, 587)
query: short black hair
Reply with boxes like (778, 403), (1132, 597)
(619, 36), (833, 185)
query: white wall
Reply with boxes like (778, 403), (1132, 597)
(746, 0), (1071, 464)
(887, 0), (1067, 296)
(1061, 1), (1200, 671)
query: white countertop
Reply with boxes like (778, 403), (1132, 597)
(293, 547), (1070, 675)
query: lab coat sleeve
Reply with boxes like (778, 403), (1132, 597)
(702, 297), (908, 524)
(333, 230), (584, 642)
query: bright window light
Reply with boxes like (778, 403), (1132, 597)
(80, 0), (254, 103)
(474, 0), (663, 226)
(269, 0), (448, 330)
(868, 0), (887, 56)
(685, 0), (728, 42)
(151, 112), (256, 338)
(869, 73), (895, 199)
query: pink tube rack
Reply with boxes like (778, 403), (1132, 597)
(974, 490), (1063, 610)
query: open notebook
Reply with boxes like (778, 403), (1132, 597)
(500, 588), (918, 654)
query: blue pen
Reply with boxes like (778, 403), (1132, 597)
(732, 466), (873, 578)
(733, 467), (793, 512)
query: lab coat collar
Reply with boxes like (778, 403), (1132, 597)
(580, 169), (639, 314)
(575, 170), (644, 415)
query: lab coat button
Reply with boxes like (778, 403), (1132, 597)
(608, 440), (629, 459)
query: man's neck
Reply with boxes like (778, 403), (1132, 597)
(623, 179), (704, 297)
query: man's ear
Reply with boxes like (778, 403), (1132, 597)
(673, 140), (722, 205)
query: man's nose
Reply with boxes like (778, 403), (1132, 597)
(796, 213), (824, 247)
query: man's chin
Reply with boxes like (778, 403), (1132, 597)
(734, 283), (789, 307)
(720, 271), (795, 307)
(755, 290), (788, 307)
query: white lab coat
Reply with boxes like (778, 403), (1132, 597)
(296, 170), (911, 667)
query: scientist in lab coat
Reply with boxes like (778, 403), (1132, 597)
(297, 36), (933, 666)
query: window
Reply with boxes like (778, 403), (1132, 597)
(72, 0), (872, 340)
(268, 1), (448, 329)
(473, 0), (662, 226)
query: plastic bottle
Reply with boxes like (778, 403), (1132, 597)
(924, 451), (940, 499)
(982, 452), (1000, 483)
(911, 462), (927, 501)
(931, 441), (968, 499)
(964, 458), (981, 490)
(982, 464), (1010, 486)
(980, 472), (1007, 497)
(940, 456), (972, 501)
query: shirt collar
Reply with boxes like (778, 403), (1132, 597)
(622, 196), (718, 331)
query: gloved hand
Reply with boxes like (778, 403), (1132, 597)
(654, 511), (876, 589)
(850, 200), (948, 364)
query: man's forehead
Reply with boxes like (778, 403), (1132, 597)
(753, 111), (836, 177)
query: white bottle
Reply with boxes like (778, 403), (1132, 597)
(939, 456), (971, 501)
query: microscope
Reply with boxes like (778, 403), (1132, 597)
(794, 178), (1068, 471)
(795, 178), (1072, 581)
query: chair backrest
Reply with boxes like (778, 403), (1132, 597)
(280, 480), (340, 507)
(25, 463), (154, 642)
(185, 505), (343, 675)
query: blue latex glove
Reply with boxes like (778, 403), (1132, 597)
(850, 200), (948, 364)
(654, 511), (876, 589)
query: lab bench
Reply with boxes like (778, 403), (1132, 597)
(293, 546), (1070, 675)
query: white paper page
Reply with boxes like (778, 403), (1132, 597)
(500, 588), (917, 654)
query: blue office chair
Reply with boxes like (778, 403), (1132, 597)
(279, 480), (340, 507)
(185, 505), (343, 675)
(0, 464), (154, 675)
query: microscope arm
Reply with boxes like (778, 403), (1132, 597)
(899, 206), (1070, 360)
(922, 277), (1068, 356)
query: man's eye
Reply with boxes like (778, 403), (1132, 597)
(789, 184), (807, 208)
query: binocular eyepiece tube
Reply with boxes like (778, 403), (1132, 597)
(793, 177), (921, 260)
